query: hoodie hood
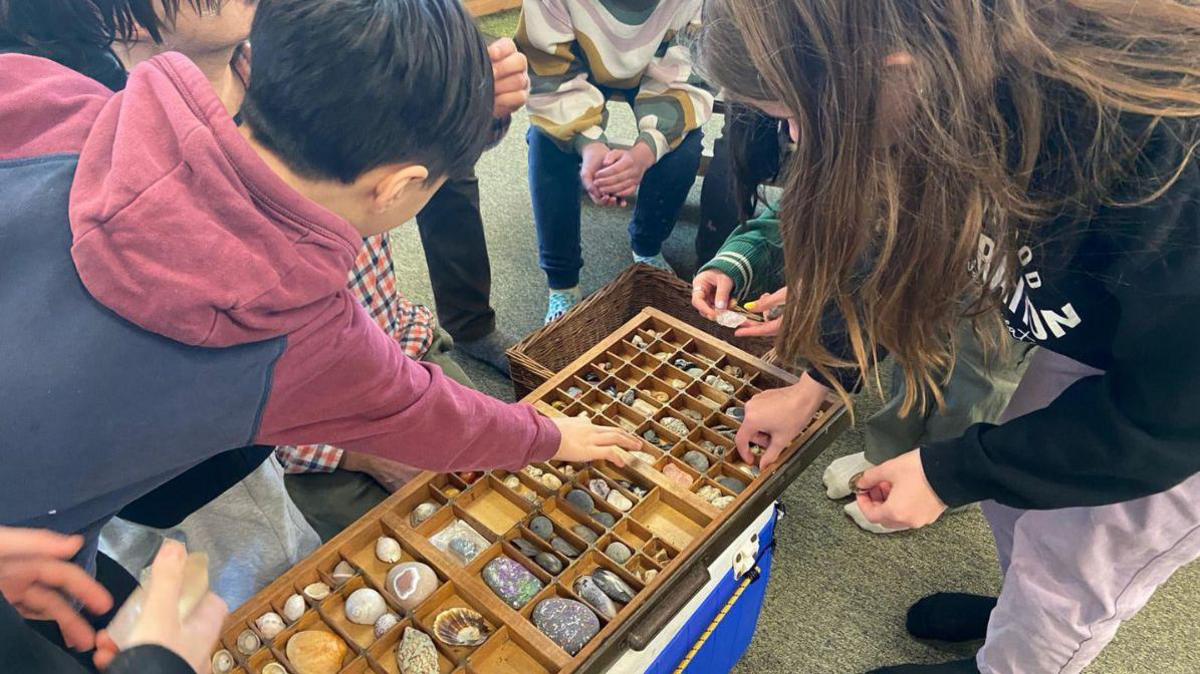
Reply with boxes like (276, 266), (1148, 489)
(69, 53), (363, 347)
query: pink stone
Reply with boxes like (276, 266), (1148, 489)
(662, 463), (694, 487)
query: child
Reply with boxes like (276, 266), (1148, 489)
(517, 0), (713, 323)
(695, 0), (1200, 672)
(0, 0), (636, 651)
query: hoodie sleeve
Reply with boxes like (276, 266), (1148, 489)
(632, 9), (713, 161)
(255, 294), (561, 472)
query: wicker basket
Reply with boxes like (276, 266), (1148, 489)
(507, 264), (776, 398)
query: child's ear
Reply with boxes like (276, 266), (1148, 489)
(371, 165), (430, 214)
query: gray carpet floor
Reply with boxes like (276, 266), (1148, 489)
(385, 15), (1199, 670)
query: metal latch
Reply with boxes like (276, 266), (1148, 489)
(732, 532), (759, 578)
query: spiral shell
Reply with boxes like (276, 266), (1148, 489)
(375, 536), (402, 564)
(344, 588), (388, 626)
(255, 611), (285, 639)
(432, 607), (491, 646)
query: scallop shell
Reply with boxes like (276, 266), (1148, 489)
(236, 628), (261, 655)
(262, 664), (287, 674)
(255, 611), (285, 639)
(283, 593), (306, 622)
(331, 561), (355, 584)
(345, 588), (388, 625)
(432, 607), (491, 646)
(303, 582), (331, 601)
(211, 649), (235, 674)
(374, 612), (400, 638)
(375, 536), (402, 564)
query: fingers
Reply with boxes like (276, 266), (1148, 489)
(601, 149), (623, 167)
(487, 37), (518, 64)
(691, 283), (715, 318)
(734, 317), (782, 338)
(758, 436), (789, 470)
(141, 540), (186, 627)
(733, 424), (757, 463)
(712, 274), (733, 311)
(855, 492), (890, 525)
(93, 632), (117, 671)
(19, 585), (96, 651)
(592, 429), (640, 452)
(492, 90), (527, 118)
(184, 592), (228, 644)
(594, 157), (632, 181)
(855, 465), (886, 490)
(0, 528), (85, 560)
(26, 559), (114, 616)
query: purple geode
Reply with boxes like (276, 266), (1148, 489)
(532, 598), (600, 655)
(481, 557), (543, 609)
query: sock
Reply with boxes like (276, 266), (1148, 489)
(906, 593), (997, 642)
(843, 500), (907, 534)
(632, 251), (673, 274)
(865, 657), (980, 674)
(823, 452), (875, 499)
(455, 329), (517, 376)
(545, 287), (581, 324)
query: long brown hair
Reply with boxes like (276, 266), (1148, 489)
(697, 0), (1200, 414)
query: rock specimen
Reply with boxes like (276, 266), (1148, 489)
(686, 367), (706, 378)
(565, 489), (595, 513)
(285, 630), (347, 674)
(534, 552), (563, 574)
(512, 538), (541, 558)
(529, 516), (554, 540)
(410, 502), (438, 527)
(523, 465), (544, 478)
(681, 408), (704, 421)
(705, 375), (736, 394)
(387, 562), (438, 612)
(502, 475), (520, 490)
(587, 479), (611, 499)
(714, 309), (748, 328)
(448, 537), (481, 564)
(726, 406), (745, 422)
(540, 473), (563, 489)
(606, 490), (634, 512)
(631, 399), (657, 416)
(345, 588), (388, 625)
(592, 512), (616, 528)
(662, 463), (694, 487)
(374, 536), (402, 564)
(604, 541), (632, 564)
(660, 417), (689, 436)
(717, 476), (747, 493)
(566, 386), (584, 398)
(331, 561), (355, 585)
(532, 598), (600, 655)
(682, 450), (710, 472)
(395, 627), (439, 674)
(374, 612), (400, 638)
(572, 525), (599, 544)
(619, 389), (636, 406)
(550, 537), (580, 558)
(592, 569), (636, 603)
(482, 557), (544, 609)
(630, 450), (657, 464)
(573, 576), (619, 619)
(631, 335), (648, 349)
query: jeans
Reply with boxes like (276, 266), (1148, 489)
(528, 126), (704, 289)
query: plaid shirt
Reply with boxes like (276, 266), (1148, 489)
(275, 234), (437, 473)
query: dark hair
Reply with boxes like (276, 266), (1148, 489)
(109, 0), (225, 44)
(0, 1), (111, 60)
(239, 0), (493, 184)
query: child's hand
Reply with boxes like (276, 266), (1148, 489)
(340, 452), (421, 493)
(735, 286), (788, 337)
(489, 38), (529, 118)
(735, 373), (829, 468)
(854, 450), (947, 529)
(580, 142), (618, 206)
(93, 541), (227, 672)
(0, 527), (113, 652)
(593, 143), (656, 199)
(550, 417), (641, 466)
(691, 269), (735, 320)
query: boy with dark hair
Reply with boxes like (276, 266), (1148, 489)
(0, 0), (636, 647)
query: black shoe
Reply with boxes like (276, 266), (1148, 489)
(866, 657), (980, 673)
(906, 593), (997, 642)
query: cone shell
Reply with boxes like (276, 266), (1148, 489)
(432, 607), (491, 646)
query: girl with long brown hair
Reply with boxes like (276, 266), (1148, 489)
(694, 1), (1200, 671)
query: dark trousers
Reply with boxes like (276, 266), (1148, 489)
(528, 126), (704, 290)
(415, 173), (496, 342)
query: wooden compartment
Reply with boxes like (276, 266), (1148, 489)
(273, 610), (356, 674)
(369, 620), (457, 674)
(627, 490), (712, 551)
(412, 582), (502, 663)
(246, 650), (284, 674)
(457, 476), (534, 536)
(468, 626), (556, 674)
(320, 576), (390, 649)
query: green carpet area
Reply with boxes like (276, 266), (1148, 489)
(382, 9), (1200, 671)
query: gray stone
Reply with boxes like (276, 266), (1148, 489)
(686, 367), (706, 378)
(565, 489), (595, 513)
(534, 552), (563, 575)
(572, 525), (599, 544)
(642, 429), (659, 444)
(482, 557), (544, 609)
(606, 490), (634, 512)
(592, 569), (636, 603)
(448, 537), (480, 564)
(604, 541), (632, 564)
(726, 406), (745, 422)
(619, 389), (636, 406)
(682, 450), (710, 473)
(660, 417), (689, 437)
(592, 512), (616, 528)
(717, 477), (748, 494)
(529, 516), (554, 540)
(532, 598), (600, 656)
(512, 538), (541, 558)
(573, 576), (619, 620)
(550, 537), (580, 558)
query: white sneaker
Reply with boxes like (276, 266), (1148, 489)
(844, 500), (908, 534)
(822, 452), (875, 499)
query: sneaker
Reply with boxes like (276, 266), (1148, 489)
(865, 658), (980, 673)
(456, 329), (517, 377)
(545, 287), (581, 324)
(906, 593), (997, 642)
(632, 251), (674, 274)
(823, 451), (875, 499)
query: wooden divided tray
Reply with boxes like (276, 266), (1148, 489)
(211, 308), (847, 674)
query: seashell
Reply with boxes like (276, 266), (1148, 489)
(714, 309), (749, 328)
(432, 607), (491, 647)
(410, 501), (439, 527)
(283, 593), (306, 622)
(631, 335), (648, 349)
(255, 611), (285, 639)
(387, 562), (438, 612)
(331, 561), (355, 585)
(345, 588), (388, 625)
(236, 628), (261, 655)
(606, 490), (634, 512)
(649, 391), (670, 404)
(374, 612), (400, 638)
(502, 475), (520, 490)
(286, 630), (348, 674)
(573, 576), (619, 619)
(588, 478), (611, 499)
(522, 465), (544, 479)
(396, 627), (439, 674)
(262, 663), (286, 674)
(592, 569), (636, 603)
(375, 536), (402, 564)
(303, 582), (331, 601)
(211, 649), (235, 674)
(540, 473), (562, 490)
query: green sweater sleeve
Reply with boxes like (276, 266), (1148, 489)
(697, 210), (784, 301)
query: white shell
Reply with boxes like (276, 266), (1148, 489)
(236, 628), (260, 655)
(374, 612), (400, 638)
(255, 612), (285, 639)
(262, 664), (286, 674)
(331, 561), (355, 584)
(211, 649), (235, 674)
(282, 593), (306, 622)
(303, 582), (331, 601)
(375, 536), (402, 564)
(540, 473), (563, 489)
(345, 588), (388, 625)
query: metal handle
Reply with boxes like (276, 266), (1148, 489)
(625, 562), (711, 651)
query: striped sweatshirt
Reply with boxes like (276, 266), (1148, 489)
(516, 0), (713, 160)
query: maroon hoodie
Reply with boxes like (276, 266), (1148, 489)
(0, 53), (558, 551)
